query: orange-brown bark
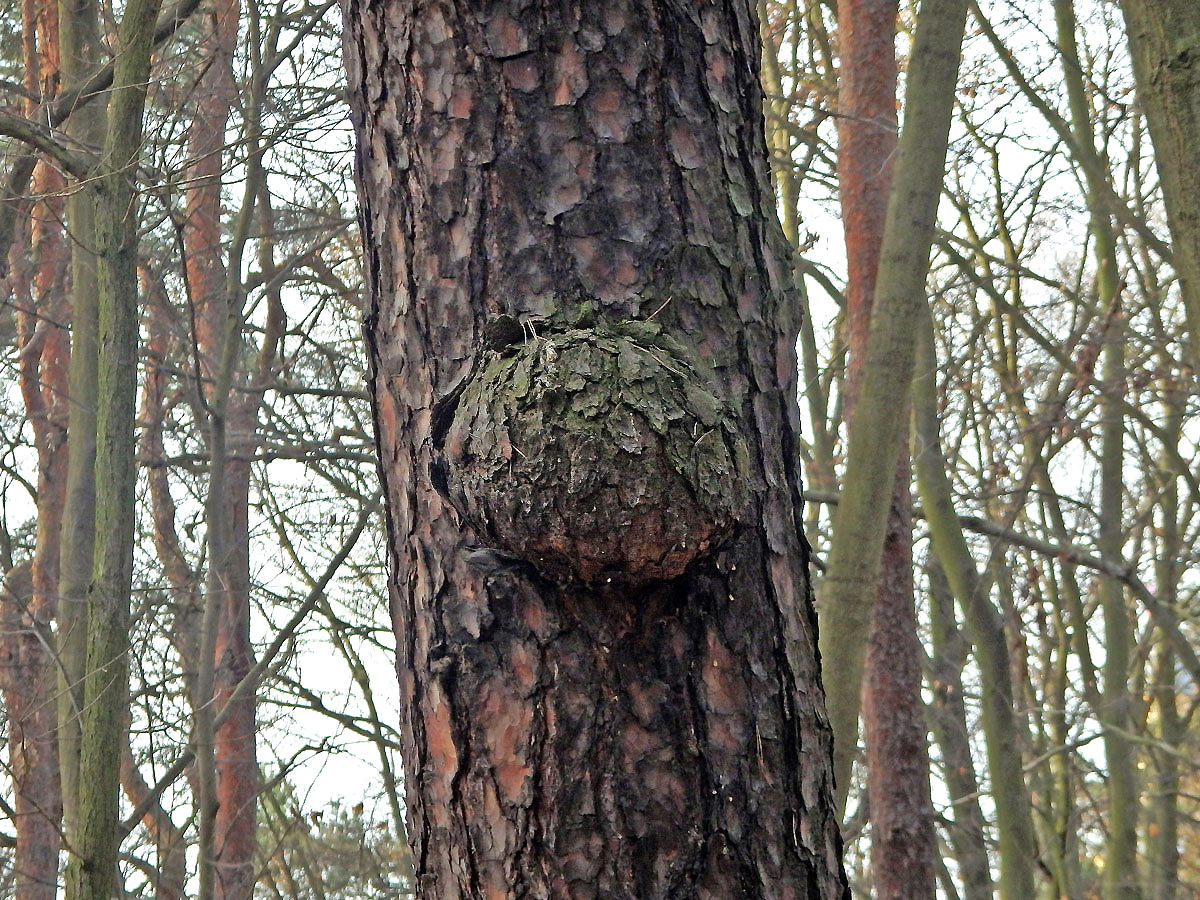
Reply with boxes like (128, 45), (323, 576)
(835, 1), (934, 896)
(1, 2), (69, 897)
(182, 2), (260, 897)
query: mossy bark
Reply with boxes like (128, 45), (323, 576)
(440, 319), (750, 587)
(343, 1), (848, 897)
(55, 0), (105, 841)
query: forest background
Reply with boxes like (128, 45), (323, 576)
(0, 0), (1197, 899)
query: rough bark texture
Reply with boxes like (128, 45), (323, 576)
(440, 318), (751, 587)
(833, 2), (934, 896)
(342, 2), (848, 898)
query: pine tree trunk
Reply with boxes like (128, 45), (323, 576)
(181, 2), (261, 893)
(2, 0), (68, 894)
(833, 1), (934, 895)
(342, 2), (848, 898)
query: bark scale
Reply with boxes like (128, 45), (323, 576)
(342, 2), (848, 897)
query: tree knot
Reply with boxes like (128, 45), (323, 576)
(435, 318), (751, 588)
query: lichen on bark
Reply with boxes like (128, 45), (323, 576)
(440, 313), (751, 587)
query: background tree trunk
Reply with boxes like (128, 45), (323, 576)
(61, 0), (163, 895)
(181, 3), (262, 896)
(342, 1), (848, 897)
(2, 0), (68, 894)
(817, 0), (966, 815)
(833, 1), (934, 896)
(55, 0), (106, 843)
(1120, 0), (1200, 373)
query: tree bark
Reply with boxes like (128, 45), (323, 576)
(817, 0), (966, 815)
(342, 2), (848, 898)
(2, 0), (68, 894)
(833, 1), (934, 896)
(0, 559), (61, 900)
(1119, 0), (1200, 373)
(55, 0), (106, 841)
(61, 0), (162, 896)
(180, 3), (261, 896)
(1097, 313), (1139, 900)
